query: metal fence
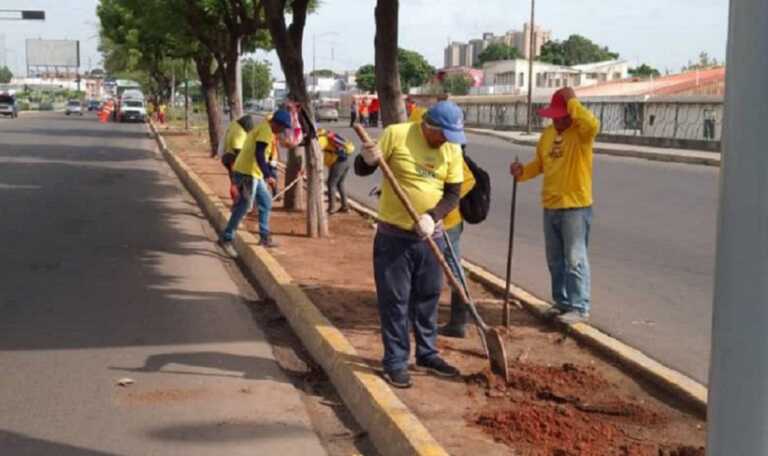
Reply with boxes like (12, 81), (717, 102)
(456, 96), (724, 149)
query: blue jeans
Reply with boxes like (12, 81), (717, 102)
(221, 173), (272, 241)
(543, 207), (592, 314)
(373, 229), (446, 373)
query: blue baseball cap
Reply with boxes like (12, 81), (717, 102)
(271, 109), (292, 129)
(425, 101), (466, 145)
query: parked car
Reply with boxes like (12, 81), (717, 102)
(65, 100), (83, 116)
(118, 99), (147, 122)
(88, 100), (101, 111)
(0, 94), (19, 118)
(315, 105), (339, 122)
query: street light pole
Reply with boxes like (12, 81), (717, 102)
(526, 0), (535, 134)
(707, 0), (768, 453)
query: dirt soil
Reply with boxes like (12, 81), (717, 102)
(162, 125), (706, 456)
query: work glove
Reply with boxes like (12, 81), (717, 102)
(229, 183), (240, 202)
(415, 213), (436, 239)
(362, 142), (382, 166)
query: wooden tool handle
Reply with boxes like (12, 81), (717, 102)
(352, 124), (471, 307)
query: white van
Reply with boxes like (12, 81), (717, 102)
(118, 91), (147, 122)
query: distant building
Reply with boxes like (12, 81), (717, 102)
(444, 23), (552, 68)
(476, 59), (630, 96)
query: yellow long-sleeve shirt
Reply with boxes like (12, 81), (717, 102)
(519, 98), (599, 209)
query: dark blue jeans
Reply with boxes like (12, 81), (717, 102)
(373, 229), (446, 373)
(221, 173), (272, 241)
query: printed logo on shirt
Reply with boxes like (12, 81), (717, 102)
(550, 135), (564, 159)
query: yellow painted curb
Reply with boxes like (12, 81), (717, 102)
(347, 197), (708, 417)
(148, 123), (449, 456)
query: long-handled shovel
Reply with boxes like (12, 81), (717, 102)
(353, 124), (510, 382)
(503, 157), (522, 327)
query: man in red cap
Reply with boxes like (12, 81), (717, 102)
(510, 87), (599, 324)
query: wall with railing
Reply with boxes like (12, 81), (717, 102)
(455, 96), (723, 151)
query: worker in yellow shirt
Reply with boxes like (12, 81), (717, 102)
(219, 110), (291, 254)
(355, 101), (466, 388)
(220, 115), (254, 199)
(319, 128), (355, 214)
(510, 87), (599, 324)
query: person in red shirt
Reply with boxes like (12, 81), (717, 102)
(369, 98), (381, 128)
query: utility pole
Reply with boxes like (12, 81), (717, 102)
(184, 60), (189, 131)
(525, 0), (535, 134)
(707, 0), (768, 454)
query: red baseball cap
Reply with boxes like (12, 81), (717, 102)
(537, 89), (570, 119)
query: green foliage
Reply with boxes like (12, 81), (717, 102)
(0, 66), (12, 83)
(242, 59), (272, 100)
(629, 64), (660, 78)
(682, 51), (720, 71)
(538, 34), (619, 66)
(442, 74), (473, 95)
(310, 69), (335, 78)
(398, 48), (435, 93)
(355, 64), (376, 93)
(476, 43), (519, 67)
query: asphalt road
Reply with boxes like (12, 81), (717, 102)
(0, 112), (326, 455)
(331, 123), (717, 384)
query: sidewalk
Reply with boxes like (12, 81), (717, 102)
(467, 128), (721, 167)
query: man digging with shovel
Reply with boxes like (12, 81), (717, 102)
(510, 87), (599, 324)
(354, 101), (466, 388)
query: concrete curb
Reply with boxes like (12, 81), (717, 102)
(148, 123), (449, 456)
(466, 128), (721, 167)
(346, 198), (708, 417)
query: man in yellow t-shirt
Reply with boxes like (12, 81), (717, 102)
(511, 87), (599, 324)
(318, 128), (355, 214)
(220, 115), (255, 200)
(355, 101), (465, 388)
(219, 110), (291, 253)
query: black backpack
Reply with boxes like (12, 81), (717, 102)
(459, 152), (491, 224)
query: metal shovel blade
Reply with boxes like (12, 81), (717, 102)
(485, 327), (510, 383)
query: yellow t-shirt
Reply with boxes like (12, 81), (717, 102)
(376, 123), (464, 230)
(443, 160), (476, 230)
(520, 99), (599, 209)
(408, 106), (427, 123)
(223, 121), (248, 154)
(233, 120), (274, 179)
(320, 133), (356, 168)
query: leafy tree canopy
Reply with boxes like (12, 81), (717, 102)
(538, 34), (619, 66)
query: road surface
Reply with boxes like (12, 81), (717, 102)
(332, 123), (717, 384)
(0, 112), (328, 455)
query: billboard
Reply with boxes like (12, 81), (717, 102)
(25, 39), (80, 68)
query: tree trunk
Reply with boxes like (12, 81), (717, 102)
(264, 0), (327, 237)
(194, 52), (223, 156)
(283, 147), (305, 211)
(220, 42), (243, 121)
(375, 0), (407, 127)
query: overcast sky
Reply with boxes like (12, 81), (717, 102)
(1, 0), (729, 79)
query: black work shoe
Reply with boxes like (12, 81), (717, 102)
(382, 369), (412, 388)
(259, 236), (279, 248)
(558, 310), (590, 324)
(415, 357), (460, 378)
(438, 324), (467, 339)
(338, 206), (350, 213)
(217, 239), (238, 258)
(543, 306), (567, 321)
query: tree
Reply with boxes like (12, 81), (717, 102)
(263, 0), (327, 237)
(0, 66), (13, 83)
(355, 64), (376, 93)
(309, 69), (334, 78)
(397, 47), (435, 94)
(242, 58), (272, 100)
(476, 43), (519, 67)
(539, 34), (619, 66)
(682, 51), (720, 71)
(442, 73), (472, 95)
(374, 0), (406, 126)
(629, 64), (660, 79)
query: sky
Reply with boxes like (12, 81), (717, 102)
(0, 0), (729, 80)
